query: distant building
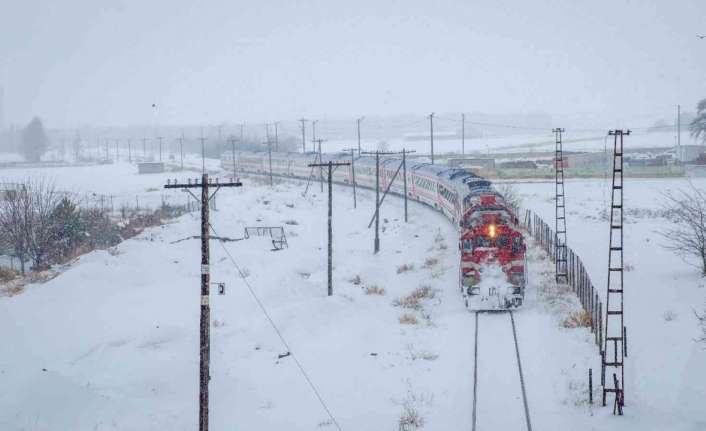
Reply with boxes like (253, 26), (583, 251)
(676, 145), (706, 163)
(137, 162), (165, 174)
(447, 157), (495, 170)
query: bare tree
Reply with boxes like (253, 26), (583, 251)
(496, 183), (522, 216)
(697, 308), (706, 344)
(658, 185), (706, 276)
(0, 184), (31, 274)
(26, 179), (61, 270)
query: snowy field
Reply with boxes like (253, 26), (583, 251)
(317, 129), (695, 156)
(511, 176), (706, 430)
(0, 162), (704, 430)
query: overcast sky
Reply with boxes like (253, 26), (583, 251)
(1, 0), (705, 129)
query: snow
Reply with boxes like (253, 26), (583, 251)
(0, 161), (704, 430)
(511, 177), (706, 430)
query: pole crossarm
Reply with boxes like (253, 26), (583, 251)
(308, 162), (351, 168)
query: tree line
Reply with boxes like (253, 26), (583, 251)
(0, 179), (188, 275)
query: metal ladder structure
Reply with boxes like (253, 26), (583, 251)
(602, 129), (629, 412)
(553, 128), (568, 283)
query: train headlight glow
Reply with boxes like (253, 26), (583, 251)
(488, 224), (496, 238)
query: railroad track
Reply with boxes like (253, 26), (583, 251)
(472, 311), (533, 431)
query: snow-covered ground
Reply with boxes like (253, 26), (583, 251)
(512, 177), (706, 430)
(317, 129), (696, 156)
(0, 162), (704, 430)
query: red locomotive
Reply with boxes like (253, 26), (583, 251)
(460, 194), (526, 309)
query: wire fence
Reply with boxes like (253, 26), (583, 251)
(523, 209), (603, 351)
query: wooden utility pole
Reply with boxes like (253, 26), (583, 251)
(343, 148), (358, 208)
(429, 112), (435, 164)
(307, 161), (350, 296)
(356, 116), (364, 155)
(157, 136), (163, 162)
(299, 118), (307, 153)
(362, 150), (413, 252)
(461, 113), (465, 155)
(229, 136), (237, 180)
(314, 138), (326, 192)
(267, 138), (273, 186)
(200, 129), (206, 173)
(164, 174), (242, 431)
(179, 133), (185, 170)
(274, 122), (279, 152)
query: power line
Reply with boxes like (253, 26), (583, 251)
(210, 225), (344, 431)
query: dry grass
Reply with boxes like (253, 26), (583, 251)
(2, 284), (24, 297)
(562, 310), (593, 328)
(397, 263), (415, 274)
(393, 286), (434, 310)
(284, 219), (299, 225)
(398, 404), (425, 430)
(663, 310), (677, 321)
(365, 285), (386, 296)
(399, 313), (419, 325)
(422, 257), (439, 269)
(0, 267), (19, 282)
(348, 274), (362, 285)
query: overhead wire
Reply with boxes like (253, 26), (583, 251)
(208, 222), (344, 431)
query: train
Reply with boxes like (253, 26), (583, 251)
(221, 150), (526, 309)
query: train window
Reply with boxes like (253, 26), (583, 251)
(463, 239), (473, 251)
(512, 237), (522, 253)
(497, 235), (509, 248)
(474, 236), (491, 248)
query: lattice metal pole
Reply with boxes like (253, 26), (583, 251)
(602, 129), (629, 410)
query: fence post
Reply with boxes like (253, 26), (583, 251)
(589, 368), (593, 404)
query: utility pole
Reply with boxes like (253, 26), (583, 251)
(677, 104), (681, 153)
(356, 116), (364, 155)
(142, 138), (147, 159)
(164, 174), (242, 431)
(343, 148), (358, 208)
(229, 136), (237, 179)
(115, 139), (119, 161)
(274, 122), (279, 152)
(299, 118), (307, 153)
(429, 112), (435, 164)
(307, 160), (350, 296)
(461, 113), (465, 155)
(361, 150), (409, 253)
(314, 138), (326, 192)
(267, 138), (273, 186)
(402, 148), (409, 223)
(128, 139), (132, 163)
(200, 129), (206, 173)
(157, 136), (163, 162)
(179, 133), (184, 170)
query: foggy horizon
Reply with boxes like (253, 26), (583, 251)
(1, 0), (705, 130)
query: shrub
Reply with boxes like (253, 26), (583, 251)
(422, 257), (439, 268)
(0, 267), (19, 282)
(399, 313), (418, 325)
(397, 263), (414, 274)
(562, 310), (592, 328)
(365, 285), (386, 296)
(394, 286), (434, 310)
(398, 403), (424, 430)
(348, 274), (362, 285)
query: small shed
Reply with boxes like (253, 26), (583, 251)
(137, 162), (165, 174)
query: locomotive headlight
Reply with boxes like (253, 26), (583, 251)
(488, 224), (496, 238)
